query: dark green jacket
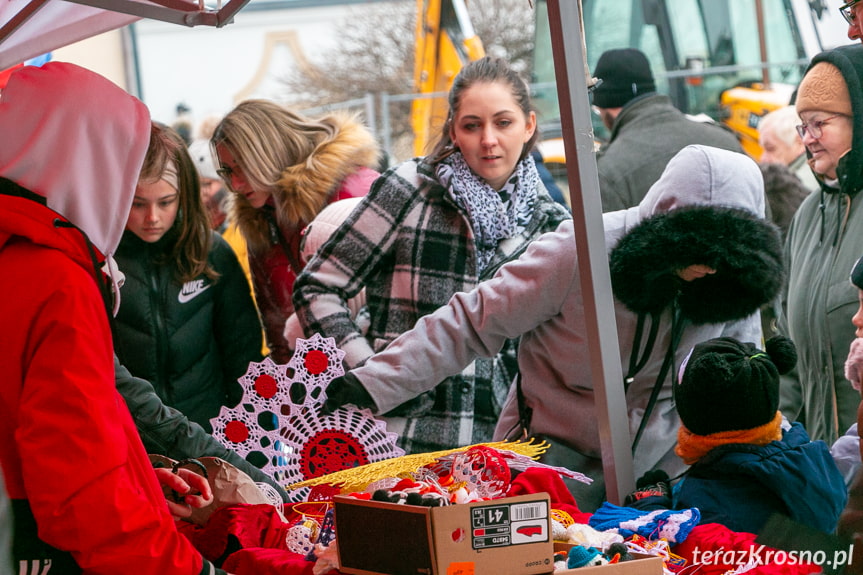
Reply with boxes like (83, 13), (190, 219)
(780, 43), (863, 443)
(597, 93), (744, 212)
(114, 355), (289, 501)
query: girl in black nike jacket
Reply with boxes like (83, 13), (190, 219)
(114, 123), (263, 431)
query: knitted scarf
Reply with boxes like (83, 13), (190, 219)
(674, 411), (783, 465)
(436, 151), (539, 274)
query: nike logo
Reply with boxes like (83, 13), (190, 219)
(178, 279), (212, 303)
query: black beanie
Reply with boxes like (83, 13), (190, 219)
(591, 48), (656, 108)
(851, 255), (863, 290)
(674, 336), (797, 435)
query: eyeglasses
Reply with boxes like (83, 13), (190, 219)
(841, 0), (860, 25)
(795, 114), (845, 140)
(216, 166), (234, 182)
(216, 165), (245, 191)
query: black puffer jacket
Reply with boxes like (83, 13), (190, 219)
(114, 229), (263, 431)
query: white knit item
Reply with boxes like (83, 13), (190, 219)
(188, 139), (220, 181)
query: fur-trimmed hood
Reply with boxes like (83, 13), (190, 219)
(607, 145), (783, 324)
(231, 112), (380, 250)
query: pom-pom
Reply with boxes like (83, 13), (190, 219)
(764, 335), (797, 375)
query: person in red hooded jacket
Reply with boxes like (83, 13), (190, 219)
(0, 62), (227, 574)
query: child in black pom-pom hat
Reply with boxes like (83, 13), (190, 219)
(672, 336), (847, 534)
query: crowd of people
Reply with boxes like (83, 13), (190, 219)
(3, 2), (863, 570)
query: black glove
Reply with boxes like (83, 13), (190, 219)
(320, 372), (376, 415)
(623, 469), (672, 511)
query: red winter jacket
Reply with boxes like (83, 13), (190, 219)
(0, 189), (218, 574)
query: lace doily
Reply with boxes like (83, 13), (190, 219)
(210, 334), (404, 501)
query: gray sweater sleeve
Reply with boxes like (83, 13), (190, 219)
(113, 355), (289, 502)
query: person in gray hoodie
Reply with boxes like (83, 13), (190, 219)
(321, 145), (784, 511)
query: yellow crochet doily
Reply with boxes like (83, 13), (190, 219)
(285, 439), (550, 495)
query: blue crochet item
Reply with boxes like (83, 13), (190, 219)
(588, 502), (701, 544)
(567, 545), (604, 569)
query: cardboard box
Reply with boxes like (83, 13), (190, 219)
(335, 492), (554, 575)
(552, 544), (665, 575)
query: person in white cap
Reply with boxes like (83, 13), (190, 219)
(189, 138), (230, 233)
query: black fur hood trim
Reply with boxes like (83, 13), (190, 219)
(609, 205), (784, 325)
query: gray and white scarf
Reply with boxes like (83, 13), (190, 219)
(436, 151), (539, 274)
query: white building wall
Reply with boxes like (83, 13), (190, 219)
(133, 0), (402, 129)
(52, 30), (129, 91)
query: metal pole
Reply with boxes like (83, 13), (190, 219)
(364, 92), (377, 144)
(755, 0), (770, 86)
(545, 0), (634, 505)
(382, 92), (393, 159)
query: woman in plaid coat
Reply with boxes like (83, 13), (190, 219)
(292, 57), (571, 454)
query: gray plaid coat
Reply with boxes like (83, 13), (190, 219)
(293, 156), (570, 453)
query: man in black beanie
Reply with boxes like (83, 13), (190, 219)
(592, 48), (745, 212)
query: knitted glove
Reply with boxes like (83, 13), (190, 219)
(623, 469), (673, 511)
(320, 372), (376, 415)
(846, 338), (863, 392)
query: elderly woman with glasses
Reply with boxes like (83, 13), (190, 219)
(779, 43), (863, 447)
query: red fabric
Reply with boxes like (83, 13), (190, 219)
(673, 523), (819, 575)
(0, 196), (205, 573)
(179, 503), (325, 575)
(507, 467), (593, 524)
(181, 504), (291, 562)
(0, 63), (23, 89)
(183, 466), (590, 573)
(223, 547), (317, 575)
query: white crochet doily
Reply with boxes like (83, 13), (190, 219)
(210, 334), (404, 501)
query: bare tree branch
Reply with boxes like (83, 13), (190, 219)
(281, 0), (536, 160)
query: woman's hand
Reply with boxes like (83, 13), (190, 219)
(153, 466), (214, 520)
(676, 264), (716, 282)
(320, 373), (376, 415)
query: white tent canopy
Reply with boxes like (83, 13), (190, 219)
(0, 0), (250, 70)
